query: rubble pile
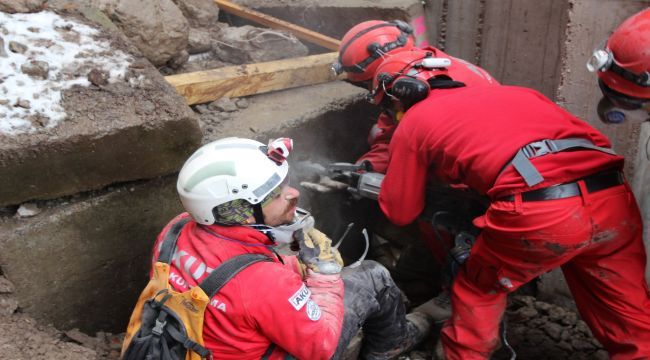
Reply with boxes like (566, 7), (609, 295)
(492, 295), (606, 360)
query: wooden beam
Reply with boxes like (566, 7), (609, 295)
(214, 0), (340, 51)
(165, 52), (342, 105)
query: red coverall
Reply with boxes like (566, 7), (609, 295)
(357, 47), (499, 174)
(150, 213), (344, 360)
(379, 85), (650, 359)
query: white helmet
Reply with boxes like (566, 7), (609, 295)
(177, 137), (292, 225)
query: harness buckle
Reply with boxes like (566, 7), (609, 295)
(522, 139), (558, 158)
(152, 319), (166, 336)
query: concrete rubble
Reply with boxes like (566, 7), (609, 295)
(0, 0), (648, 359)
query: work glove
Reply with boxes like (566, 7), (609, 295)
(297, 227), (344, 274)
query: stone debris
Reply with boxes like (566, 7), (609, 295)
(235, 98), (249, 109)
(172, 0), (220, 27)
(188, 27), (213, 54)
(0, 276), (15, 294)
(208, 97), (238, 112)
(87, 68), (108, 86)
(8, 40), (27, 53)
(16, 202), (40, 217)
(21, 60), (50, 79)
(214, 25), (308, 64)
(0, 36), (7, 57)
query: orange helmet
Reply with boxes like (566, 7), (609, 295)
(332, 20), (415, 83)
(587, 8), (650, 100)
(370, 49), (498, 107)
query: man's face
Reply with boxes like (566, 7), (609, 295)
(262, 183), (300, 226)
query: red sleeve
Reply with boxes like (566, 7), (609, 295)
(379, 128), (428, 226)
(246, 265), (344, 360)
(357, 112), (397, 174)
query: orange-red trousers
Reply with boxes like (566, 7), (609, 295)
(441, 182), (650, 359)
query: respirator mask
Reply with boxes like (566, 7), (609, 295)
(249, 207), (314, 244)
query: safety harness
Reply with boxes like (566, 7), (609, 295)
(505, 138), (617, 187)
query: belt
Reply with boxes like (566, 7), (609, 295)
(498, 170), (624, 202)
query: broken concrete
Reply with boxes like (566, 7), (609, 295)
(172, 0), (220, 27)
(220, 0), (430, 51)
(0, 80), (375, 332)
(424, 0), (568, 101)
(111, 0), (189, 66)
(0, 11), (201, 207)
(0, 0), (45, 13)
(214, 25), (309, 63)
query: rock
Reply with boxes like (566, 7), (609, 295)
(171, 0), (219, 27)
(0, 277), (15, 294)
(87, 68), (109, 86)
(534, 300), (552, 313)
(510, 306), (538, 323)
(193, 104), (210, 114)
(560, 311), (577, 326)
(112, 0), (188, 66)
(593, 350), (609, 360)
(0, 0), (46, 13)
(187, 27), (212, 54)
(15, 99), (31, 109)
(557, 340), (573, 352)
(574, 320), (591, 336)
(0, 36), (7, 57)
(208, 97), (237, 112)
(511, 295), (535, 308)
(65, 328), (98, 348)
(526, 316), (548, 328)
(235, 98), (249, 109)
(548, 305), (567, 322)
(16, 203), (40, 217)
(8, 41), (27, 54)
(0, 295), (19, 315)
(571, 338), (596, 351)
(167, 49), (189, 69)
(541, 322), (563, 341)
(21, 60), (50, 79)
(214, 25), (308, 64)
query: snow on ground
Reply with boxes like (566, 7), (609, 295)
(0, 11), (132, 135)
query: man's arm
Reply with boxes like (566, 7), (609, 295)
(379, 130), (428, 226)
(247, 264), (344, 360)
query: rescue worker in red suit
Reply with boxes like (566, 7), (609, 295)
(587, 8), (650, 288)
(373, 50), (650, 359)
(330, 20), (499, 174)
(148, 136), (442, 360)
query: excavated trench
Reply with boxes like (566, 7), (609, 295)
(1, 95), (607, 359)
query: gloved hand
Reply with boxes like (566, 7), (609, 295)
(297, 227), (344, 274)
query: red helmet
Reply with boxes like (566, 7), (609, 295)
(370, 48), (498, 106)
(588, 8), (650, 100)
(333, 20), (415, 83)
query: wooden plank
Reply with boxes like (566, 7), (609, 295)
(165, 52), (341, 105)
(214, 0), (340, 51)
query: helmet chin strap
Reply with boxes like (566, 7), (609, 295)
(253, 203), (265, 225)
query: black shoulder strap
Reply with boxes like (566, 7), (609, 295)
(199, 254), (272, 298)
(157, 217), (192, 264)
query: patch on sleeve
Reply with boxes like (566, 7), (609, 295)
(306, 300), (321, 321)
(288, 284), (311, 311)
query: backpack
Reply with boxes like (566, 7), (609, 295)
(121, 217), (272, 360)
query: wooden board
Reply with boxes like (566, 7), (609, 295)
(214, 0), (340, 51)
(165, 52), (342, 105)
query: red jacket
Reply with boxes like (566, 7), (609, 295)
(357, 47), (499, 174)
(151, 213), (345, 359)
(379, 85), (624, 226)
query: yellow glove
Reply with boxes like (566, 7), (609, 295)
(298, 227), (344, 274)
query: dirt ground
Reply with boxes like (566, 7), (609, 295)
(0, 295), (606, 360)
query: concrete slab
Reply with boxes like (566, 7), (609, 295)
(424, 0), (568, 100)
(221, 0), (431, 49)
(0, 81), (377, 333)
(0, 13), (202, 207)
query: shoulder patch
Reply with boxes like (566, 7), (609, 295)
(306, 300), (321, 321)
(288, 284), (311, 311)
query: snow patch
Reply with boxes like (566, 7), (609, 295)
(0, 11), (133, 135)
